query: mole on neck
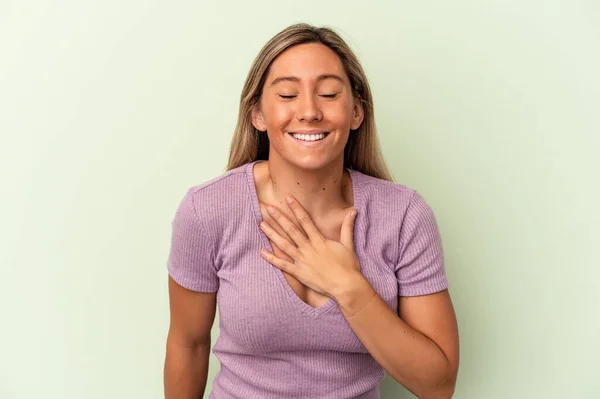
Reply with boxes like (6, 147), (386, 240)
(257, 161), (352, 217)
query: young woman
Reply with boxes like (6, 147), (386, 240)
(164, 23), (459, 399)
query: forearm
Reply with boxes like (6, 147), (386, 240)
(164, 338), (211, 399)
(335, 277), (455, 399)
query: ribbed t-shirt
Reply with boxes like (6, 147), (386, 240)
(167, 160), (448, 398)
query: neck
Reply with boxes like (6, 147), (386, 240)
(260, 156), (352, 218)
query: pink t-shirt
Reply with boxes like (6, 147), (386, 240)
(167, 160), (448, 398)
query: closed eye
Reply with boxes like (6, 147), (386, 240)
(278, 93), (339, 100)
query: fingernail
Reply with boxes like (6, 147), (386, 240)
(267, 206), (275, 214)
(285, 195), (293, 204)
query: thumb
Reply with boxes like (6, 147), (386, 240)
(340, 208), (357, 250)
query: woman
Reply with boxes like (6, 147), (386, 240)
(164, 23), (459, 399)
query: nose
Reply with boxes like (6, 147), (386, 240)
(296, 94), (323, 123)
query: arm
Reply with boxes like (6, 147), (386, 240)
(257, 193), (458, 397)
(336, 281), (459, 399)
(164, 189), (220, 398)
(164, 276), (217, 399)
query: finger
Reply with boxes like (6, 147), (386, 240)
(260, 249), (297, 274)
(285, 195), (324, 242)
(266, 205), (310, 248)
(340, 208), (358, 250)
(260, 221), (302, 259)
(260, 203), (294, 242)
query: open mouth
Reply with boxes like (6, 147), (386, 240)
(288, 132), (330, 142)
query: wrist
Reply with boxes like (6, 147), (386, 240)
(332, 272), (377, 317)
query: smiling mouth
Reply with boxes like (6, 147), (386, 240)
(289, 132), (330, 142)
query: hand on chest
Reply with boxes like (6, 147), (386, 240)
(259, 202), (347, 309)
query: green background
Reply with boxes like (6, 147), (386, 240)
(1, 1), (598, 398)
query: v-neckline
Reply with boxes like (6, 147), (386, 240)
(245, 160), (363, 319)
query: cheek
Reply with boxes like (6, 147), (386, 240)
(263, 102), (294, 130)
(328, 101), (355, 128)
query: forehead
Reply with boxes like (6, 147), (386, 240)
(265, 42), (349, 84)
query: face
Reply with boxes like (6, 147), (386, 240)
(252, 43), (364, 170)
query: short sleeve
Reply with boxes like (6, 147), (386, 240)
(395, 191), (448, 297)
(167, 189), (219, 292)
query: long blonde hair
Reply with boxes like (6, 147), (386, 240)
(226, 23), (393, 182)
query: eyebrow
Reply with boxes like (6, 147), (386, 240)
(269, 74), (345, 86)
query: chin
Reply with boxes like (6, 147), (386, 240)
(268, 138), (346, 171)
(283, 154), (343, 171)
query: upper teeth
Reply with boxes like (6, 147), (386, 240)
(292, 133), (326, 141)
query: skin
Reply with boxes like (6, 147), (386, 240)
(165, 42), (459, 399)
(251, 42), (364, 308)
(164, 281), (215, 399)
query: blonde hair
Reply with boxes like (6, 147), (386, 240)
(226, 23), (393, 182)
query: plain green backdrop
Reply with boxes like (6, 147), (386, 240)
(1, 1), (598, 398)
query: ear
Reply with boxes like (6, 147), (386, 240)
(350, 97), (364, 130)
(251, 105), (267, 132)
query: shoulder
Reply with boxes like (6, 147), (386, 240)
(186, 163), (248, 205)
(178, 163), (252, 232)
(352, 170), (440, 239)
(352, 170), (423, 215)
